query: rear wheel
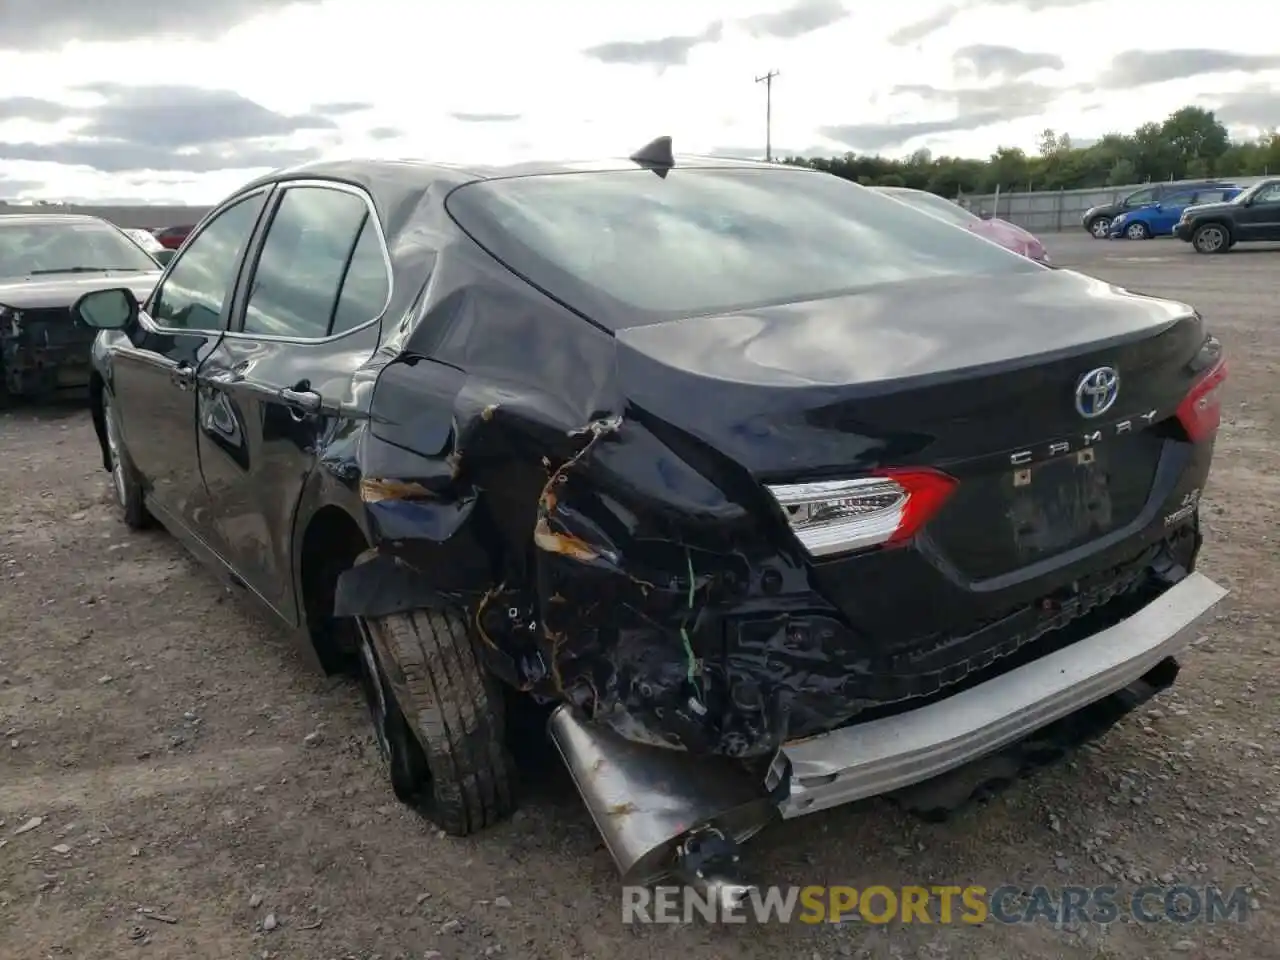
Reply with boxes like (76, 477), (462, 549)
(1088, 216), (1112, 238)
(1125, 221), (1150, 240)
(102, 390), (152, 530)
(362, 607), (517, 835)
(1192, 223), (1230, 254)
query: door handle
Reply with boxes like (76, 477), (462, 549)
(280, 386), (322, 418)
(171, 362), (195, 390)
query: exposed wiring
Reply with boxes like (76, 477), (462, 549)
(681, 548), (704, 706)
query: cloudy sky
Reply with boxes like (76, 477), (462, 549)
(1, 0), (1278, 203)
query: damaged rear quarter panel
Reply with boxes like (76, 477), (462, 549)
(333, 226), (872, 761)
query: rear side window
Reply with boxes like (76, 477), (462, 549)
(330, 218), (390, 335)
(445, 167), (1037, 328)
(1163, 192), (1196, 207)
(1193, 189), (1232, 203)
(242, 185), (369, 339)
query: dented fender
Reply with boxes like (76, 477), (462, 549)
(330, 362), (866, 759)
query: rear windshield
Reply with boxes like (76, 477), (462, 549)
(445, 166), (1038, 328)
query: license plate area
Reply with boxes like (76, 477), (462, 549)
(929, 435), (1163, 579)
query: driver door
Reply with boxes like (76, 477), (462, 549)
(1120, 187), (1158, 213)
(110, 187), (272, 539)
(1234, 182), (1280, 241)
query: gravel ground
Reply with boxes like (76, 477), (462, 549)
(2, 234), (1278, 960)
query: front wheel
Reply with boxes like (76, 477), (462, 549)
(362, 607), (517, 835)
(1192, 223), (1230, 254)
(1089, 216), (1112, 238)
(102, 391), (152, 530)
(1125, 221), (1150, 240)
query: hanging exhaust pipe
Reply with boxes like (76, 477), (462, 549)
(547, 705), (782, 906)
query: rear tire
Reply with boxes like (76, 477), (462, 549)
(363, 607), (517, 835)
(102, 390), (152, 530)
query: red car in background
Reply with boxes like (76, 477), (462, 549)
(150, 224), (193, 250)
(871, 186), (1051, 265)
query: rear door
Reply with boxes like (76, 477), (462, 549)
(110, 188), (270, 535)
(195, 179), (391, 623)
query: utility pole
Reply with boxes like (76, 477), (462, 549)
(755, 70), (779, 162)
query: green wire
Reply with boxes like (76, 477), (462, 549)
(681, 550), (701, 697)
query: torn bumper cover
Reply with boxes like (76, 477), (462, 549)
(777, 570), (1226, 817)
(0, 305), (96, 397)
(549, 570), (1225, 882)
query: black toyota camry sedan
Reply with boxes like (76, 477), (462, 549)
(72, 143), (1227, 888)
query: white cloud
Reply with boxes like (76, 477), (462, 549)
(1, 0), (1278, 201)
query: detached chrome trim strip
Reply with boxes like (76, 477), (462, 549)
(779, 571), (1227, 819)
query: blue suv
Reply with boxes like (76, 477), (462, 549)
(1108, 184), (1242, 239)
(1081, 181), (1237, 238)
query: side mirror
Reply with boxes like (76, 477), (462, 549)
(154, 249), (175, 266)
(73, 287), (139, 330)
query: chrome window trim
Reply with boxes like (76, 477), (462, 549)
(229, 178), (394, 344)
(140, 179), (394, 344)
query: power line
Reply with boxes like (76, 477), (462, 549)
(755, 70), (779, 162)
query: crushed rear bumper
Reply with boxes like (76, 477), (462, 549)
(779, 570), (1226, 818)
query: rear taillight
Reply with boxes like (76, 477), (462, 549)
(1176, 357), (1227, 443)
(765, 468), (958, 557)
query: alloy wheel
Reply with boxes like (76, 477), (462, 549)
(1126, 222), (1148, 240)
(1194, 225), (1226, 253)
(1091, 218), (1111, 238)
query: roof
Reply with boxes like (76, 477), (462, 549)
(0, 212), (111, 226)
(251, 152), (789, 191)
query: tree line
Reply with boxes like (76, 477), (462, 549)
(782, 106), (1280, 197)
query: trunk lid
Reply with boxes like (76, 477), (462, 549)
(615, 268), (1207, 582)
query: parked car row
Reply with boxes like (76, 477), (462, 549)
(1106, 185), (1241, 240)
(62, 142), (1227, 898)
(1079, 177), (1280, 253)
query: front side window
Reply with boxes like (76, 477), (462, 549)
(1253, 182), (1280, 204)
(241, 186), (370, 339)
(150, 192), (267, 331)
(0, 219), (161, 280)
(446, 167), (1037, 328)
(1192, 189), (1231, 203)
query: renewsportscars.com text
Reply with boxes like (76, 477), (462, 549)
(622, 884), (1254, 925)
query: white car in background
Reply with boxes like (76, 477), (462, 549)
(120, 227), (174, 265)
